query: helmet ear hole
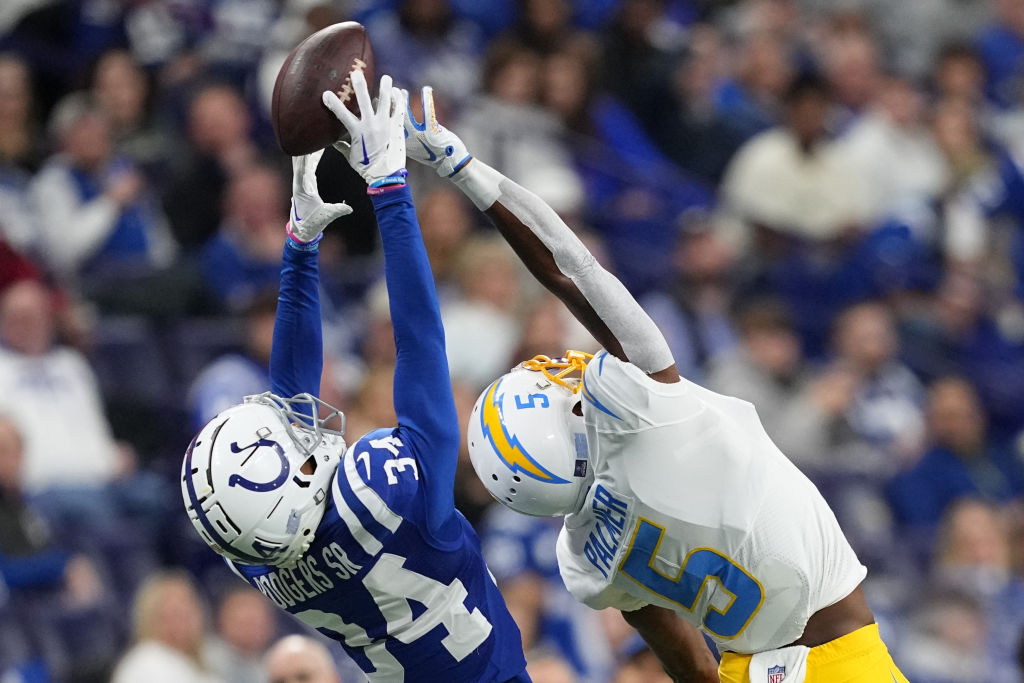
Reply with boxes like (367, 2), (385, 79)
(572, 401), (583, 416)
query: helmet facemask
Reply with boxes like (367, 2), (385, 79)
(243, 391), (345, 464)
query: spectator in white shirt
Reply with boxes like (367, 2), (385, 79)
(112, 571), (225, 683)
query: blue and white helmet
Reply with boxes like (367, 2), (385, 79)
(181, 392), (345, 568)
(468, 352), (594, 517)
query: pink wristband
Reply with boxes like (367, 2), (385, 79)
(285, 220), (322, 247)
(366, 182), (407, 196)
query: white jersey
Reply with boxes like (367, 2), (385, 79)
(556, 352), (866, 654)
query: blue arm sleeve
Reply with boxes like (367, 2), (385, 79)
(269, 241), (323, 400)
(371, 186), (460, 534)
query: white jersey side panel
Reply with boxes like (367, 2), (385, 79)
(556, 352), (866, 653)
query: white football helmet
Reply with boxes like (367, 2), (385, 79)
(467, 352), (594, 517)
(182, 392), (346, 568)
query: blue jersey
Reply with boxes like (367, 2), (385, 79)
(232, 186), (527, 681)
(233, 427), (524, 681)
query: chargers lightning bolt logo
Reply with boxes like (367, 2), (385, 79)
(480, 378), (568, 483)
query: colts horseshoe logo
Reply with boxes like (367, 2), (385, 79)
(228, 438), (290, 492)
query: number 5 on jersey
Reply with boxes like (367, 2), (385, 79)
(621, 518), (764, 639)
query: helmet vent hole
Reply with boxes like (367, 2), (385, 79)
(509, 488), (517, 495)
(303, 529), (311, 536)
(512, 475), (521, 482)
(505, 497), (513, 503)
(491, 474), (498, 481)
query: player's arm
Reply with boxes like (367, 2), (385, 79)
(622, 605), (720, 683)
(404, 87), (678, 384)
(269, 151), (352, 400)
(324, 73), (460, 533)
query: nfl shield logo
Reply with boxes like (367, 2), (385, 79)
(767, 665), (786, 683)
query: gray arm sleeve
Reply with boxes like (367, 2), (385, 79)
(453, 161), (675, 374)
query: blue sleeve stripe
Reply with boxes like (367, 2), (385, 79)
(331, 464), (388, 556)
(581, 371), (621, 420)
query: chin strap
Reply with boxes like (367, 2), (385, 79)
(520, 350), (593, 394)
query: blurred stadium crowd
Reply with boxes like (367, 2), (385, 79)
(1, 0), (1024, 681)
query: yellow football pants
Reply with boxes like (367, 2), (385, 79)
(719, 624), (910, 683)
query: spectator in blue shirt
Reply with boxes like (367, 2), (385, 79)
(887, 377), (1024, 531)
(199, 164), (289, 312)
(481, 505), (614, 683)
(187, 290), (276, 432)
(0, 414), (116, 681)
(976, 0), (1024, 108)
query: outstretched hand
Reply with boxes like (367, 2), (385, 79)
(323, 72), (406, 187)
(402, 86), (472, 178)
(288, 149), (353, 244)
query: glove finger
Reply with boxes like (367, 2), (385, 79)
(351, 69), (374, 121)
(325, 202), (353, 217)
(375, 75), (393, 126)
(389, 88), (406, 157)
(297, 149), (324, 195)
(422, 86), (440, 134)
(291, 154), (304, 193)
(403, 88), (425, 132)
(323, 91), (359, 136)
(388, 85), (402, 120)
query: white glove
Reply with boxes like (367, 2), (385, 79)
(323, 72), (406, 187)
(288, 149), (353, 244)
(402, 86), (472, 178)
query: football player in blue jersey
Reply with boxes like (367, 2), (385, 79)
(181, 71), (529, 682)
(402, 87), (909, 683)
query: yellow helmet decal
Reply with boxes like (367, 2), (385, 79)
(479, 377), (569, 483)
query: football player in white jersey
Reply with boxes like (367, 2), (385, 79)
(402, 86), (909, 683)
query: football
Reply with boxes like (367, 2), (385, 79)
(271, 21), (375, 155)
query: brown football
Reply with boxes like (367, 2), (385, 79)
(271, 21), (375, 155)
